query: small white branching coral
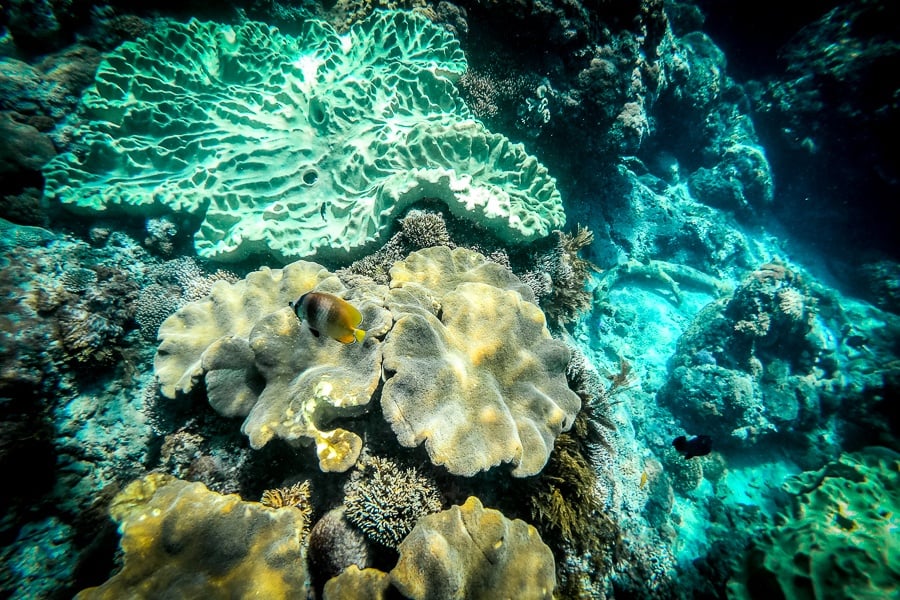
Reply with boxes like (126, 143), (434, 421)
(343, 455), (442, 548)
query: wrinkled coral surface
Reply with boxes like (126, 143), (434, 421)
(76, 473), (309, 599)
(155, 246), (577, 478)
(43, 11), (565, 262)
(382, 247), (580, 477)
(154, 260), (331, 399)
(155, 261), (390, 471)
(391, 496), (556, 600)
(729, 447), (900, 599)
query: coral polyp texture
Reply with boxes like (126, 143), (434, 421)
(382, 247), (580, 477)
(343, 455), (443, 548)
(43, 10), (565, 262)
(75, 473), (310, 599)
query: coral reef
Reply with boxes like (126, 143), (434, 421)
(308, 507), (372, 592)
(0, 517), (78, 598)
(343, 455), (442, 548)
(746, 0), (899, 251)
(242, 282), (390, 465)
(390, 496), (557, 599)
(154, 261), (333, 399)
(729, 447), (900, 599)
(382, 247), (580, 477)
(43, 11), (565, 263)
(155, 260), (391, 471)
(75, 473), (310, 599)
(658, 262), (839, 448)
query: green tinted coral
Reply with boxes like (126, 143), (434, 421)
(729, 447), (900, 599)
(44, 11), (565, 262)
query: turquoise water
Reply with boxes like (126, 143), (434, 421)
(1, 2), (898, 599)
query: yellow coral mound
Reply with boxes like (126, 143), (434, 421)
(391, 497), (556, 599)
(382, 248), (580, 477)
(323, 497), (556, 600)
(75, 474), (309, 599)
(154, 262), (390, 472)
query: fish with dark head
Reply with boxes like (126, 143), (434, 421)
(291, 292), (366, 344)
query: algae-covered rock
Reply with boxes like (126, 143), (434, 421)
(43, 11), (565, 262)
(75, 474), (309, 599)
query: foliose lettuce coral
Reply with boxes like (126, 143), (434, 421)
(729, 447), (900, 599)
(43, 10), (565, 262)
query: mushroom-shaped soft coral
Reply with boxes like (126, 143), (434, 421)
(241, 283), (390, 471)
(390, 496), (556, 600)
(75, 474), (310, 599)
(154, 260), (331, 400)
(154, 260), (391, 472)
(382, 249), (579, 477)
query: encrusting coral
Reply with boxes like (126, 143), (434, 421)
(343, 455), (442, 548)
(75, 473), (310, 599)
(44, 11), (565, 263)
(382, 247), (581, 477)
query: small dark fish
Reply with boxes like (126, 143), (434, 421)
(291, 291), (366, 344)
(320, 203), (327, 220)
(672, 435), (712, 459)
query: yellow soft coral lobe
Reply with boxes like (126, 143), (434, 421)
(391, 497), (556, 600)
(75, 475), (309, 599)
(382, 247), (580, 477)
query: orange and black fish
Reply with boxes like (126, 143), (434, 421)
(291, 292), (366, 344)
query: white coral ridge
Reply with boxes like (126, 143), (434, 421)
(43, 10), (565, 262)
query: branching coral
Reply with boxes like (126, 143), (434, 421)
(343, 455), (442, 548)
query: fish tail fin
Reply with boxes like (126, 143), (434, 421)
(354, 328), (366, 344)
(672, 436), (686, 452)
